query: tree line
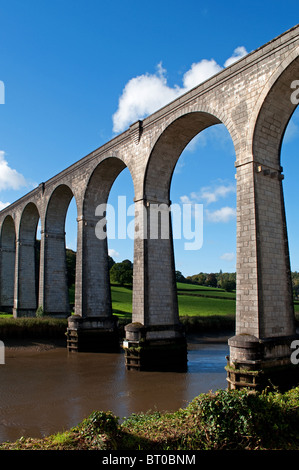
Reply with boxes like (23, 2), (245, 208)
(292, 272), (299, 299)
(66, 248), (133, 287)
(62, 247), (299, 297)
(177, 270), (236, 291)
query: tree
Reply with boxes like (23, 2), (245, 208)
(108, 256), (115, 270)
(176, 270), (186, 283)
(110, 259), (133, 286)
(205, 273), (217, 288)
(66, 248), (76, 288)
(195, 273), (206, 285)
(222, 279), (236, 292)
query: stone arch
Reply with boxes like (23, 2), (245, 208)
(236, 53), (299, 340)
(75, 156), (133, 319)
(0, 215), (16, 312)
(45, 184), (75, 235)
(84, 157), (127, 218)
(252, 50), (299, 167)
(140, 111), (236, 328)
(41, 184), (77, 316)
(14, 202), (40, 316)
(144, 111), (229, 202)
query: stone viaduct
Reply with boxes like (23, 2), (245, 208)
(1, 25), (299, 389)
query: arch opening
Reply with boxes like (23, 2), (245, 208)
(14, 202), (40, 317)
(67, 156), (134, 353)
(106, 167), (135, 324)
(280, 107), (299, 272)
(171, 123), (237, 278)
(144, 112), (222, 203)
(253, 56), (299, 167)
(280, 106), (299, 317)
(42, 184), (77, 317)
(143, 111), (237, 332)
(0, 215), (16, 313)
(80, 157), (133, 319)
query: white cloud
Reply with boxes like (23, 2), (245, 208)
(0, 201), (10, 210)
(180, 195), (192, 204)
(220, 252), (235, 262)
(224, 46), (248, 67)
(112, 63), (182, 133)
(180, 184), (236, 223)
(181, 182), (235, 206)
(197, 184), (235, 205)
(206, 206), (236, 223)
(184, 123), (236, 155)
(0, 151), (27, 191)
(109, 248), (120, 258)
(112, 47), (248, 133)
(182, 59), (222, 90)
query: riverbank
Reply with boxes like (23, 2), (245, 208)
(1, 385), (299, 450)
(1, 331), (299, 451)
(3, 331), (232, 354)
(4, 337), (66, 353)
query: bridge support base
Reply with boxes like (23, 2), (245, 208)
(13, 308), (69, 318)
(123, 322), (187, 372)
(226, 334), (299, 391)
(66, 315), (119, 353)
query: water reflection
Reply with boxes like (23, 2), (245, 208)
(0, 336), (229, 444)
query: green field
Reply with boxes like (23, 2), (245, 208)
(111, 282), (299, 322)
(3, 282), (299, 322)
(110, 282), (236, 320)
(111, 284), (133, 318)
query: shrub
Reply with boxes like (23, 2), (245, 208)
(36, 306), (44, 318)
(78, 411), (119, 435)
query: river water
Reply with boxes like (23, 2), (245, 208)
(0, 334), (230, 444)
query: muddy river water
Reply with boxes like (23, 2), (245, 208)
(0, 334), (230, 444)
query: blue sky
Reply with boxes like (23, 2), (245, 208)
(0, 0), (298, 277)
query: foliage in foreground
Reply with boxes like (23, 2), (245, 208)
(1, 387), (299, 451)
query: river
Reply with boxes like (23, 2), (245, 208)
(0, 333), (230, 444)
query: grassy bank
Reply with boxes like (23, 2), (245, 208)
(2, 282), (299, 337)
(0, 316), (68, 339)
(111, 282), (237, 318)
(1, 386), (299, 450)
(0, 282), (237, 337)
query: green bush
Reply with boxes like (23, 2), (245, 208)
(36, 306), (44, 318)
(79, 411), (119, 435)
(120, 387), (299, 450)
(1, 387), (299, 450)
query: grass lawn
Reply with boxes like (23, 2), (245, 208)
(111, 284), (132, 319)
(110, 282), (235, 319)
(178, 292), (235, 316)
(176, 282), (236, 299)
(2, 283), (299, 323)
